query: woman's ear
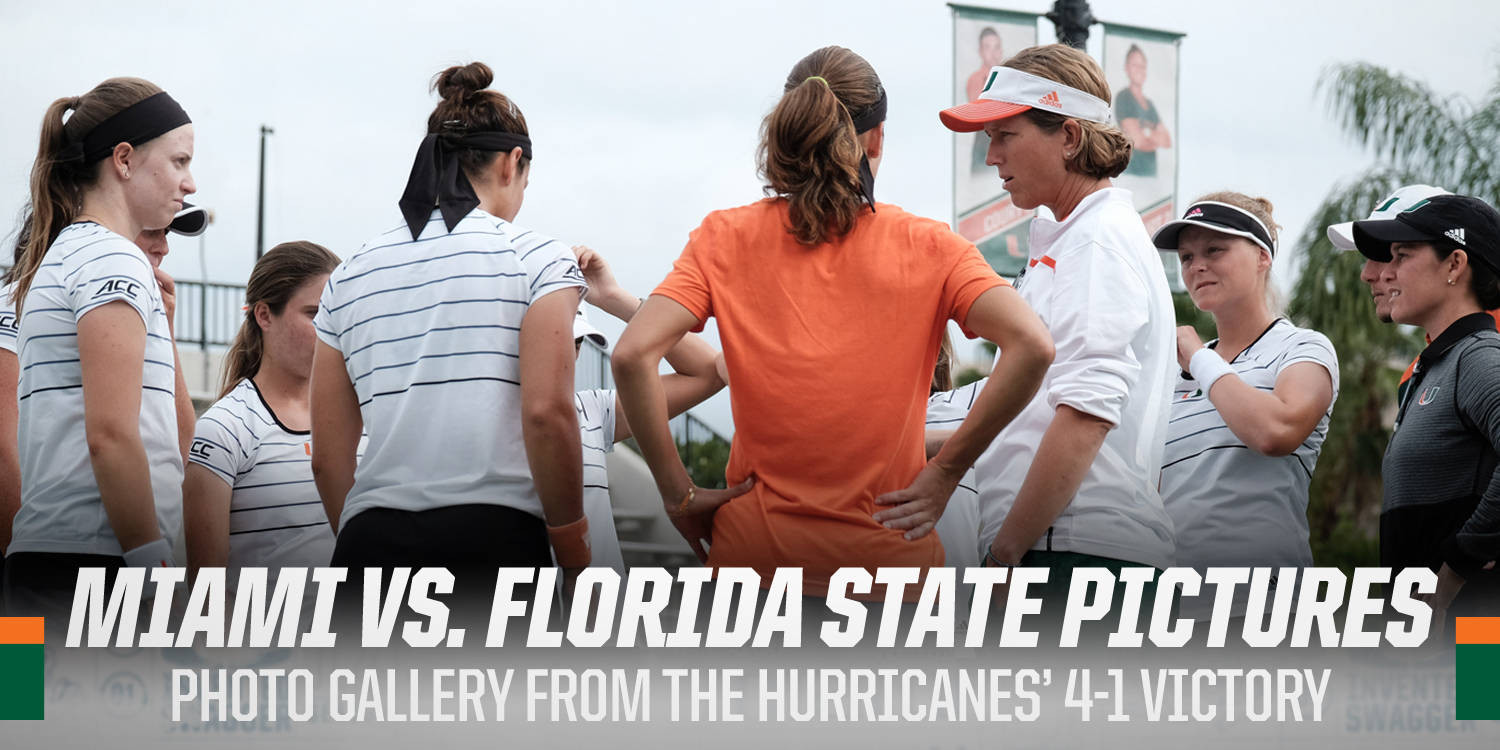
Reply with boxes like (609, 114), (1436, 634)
(498, 146), (526, 186)
(253, 300), (274, 331)
(1447, 248), (1471, 283)
(110, 142), (134, 180)
(861, 122), (884, 160)
(1061, 119), (1084, 158)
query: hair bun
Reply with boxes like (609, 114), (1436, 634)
(434, 62), (494, 101)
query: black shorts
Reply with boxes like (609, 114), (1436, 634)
(3, 551), (126, 624)
(330, 503), (552, 631)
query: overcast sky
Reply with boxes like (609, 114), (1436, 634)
(4, 0), (1498, 434)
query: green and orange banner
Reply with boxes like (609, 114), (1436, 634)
(1456, 617), (1500, 720)
(0, 617), (44, 720)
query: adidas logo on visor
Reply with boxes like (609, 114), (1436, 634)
(1446, 227), (1467, 245)
(1185, 208), (1204, 219)
(1038, 91), (1062, 108)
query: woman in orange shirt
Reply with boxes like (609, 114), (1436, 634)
(613, 46), (1053, 596)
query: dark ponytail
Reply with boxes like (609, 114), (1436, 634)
(220, 241), (340, 398)
(758, 46), (884, 246)
(12, 78), (163, 311)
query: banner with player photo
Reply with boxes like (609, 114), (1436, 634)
(1102, 22), (1186, 291)
(950, 4), (1038, 278)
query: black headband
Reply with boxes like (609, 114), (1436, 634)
(1152, 201), (1276, 256)
(850, 85), (887, 134)
(398, 130), (533, 240)
(58, 92), (191, 166)
(850, 86), (887, 211)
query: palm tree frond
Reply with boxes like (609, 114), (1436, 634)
(1317, 63), (1476, 184)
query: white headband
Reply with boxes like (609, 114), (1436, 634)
(977, 67), (1113, 125)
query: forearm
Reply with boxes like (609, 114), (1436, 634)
(590, 285), (642, 322)
(310, 341), (363, 534)
(312, 450), (357, 534)
(185, 533), (229, 581)
(663, 330), (720, 379)
(0, 449), (17, 552)
(1206, 377), (1309, 457)
(1447, 460), (1500, 574)
(1453, 362), (1500, 569)
(523, 405), (585, 526)
(615, 352), (692, 500)
(172, 342), (195, 463)
(592, 282), (718, 378)
(932, 344), (1050, 476)
(924, 429), (956, 460)
(89, 432), (163, 551)
(989, 405), (1110, 563)
(183, 468), (231, 581)
(0, 358), (17, 552)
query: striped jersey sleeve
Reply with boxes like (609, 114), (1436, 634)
(575, 389), (617, 455)
(574, 388), (623, 571)
(0, 280), (17, 353)
(62, 234), (158, 326)
(926, 379), (985, 570)
(1276, 328), (1340, 391)
(312, 275), (341, 352)
(190, 399), (254, 485)
(926, 378), (984, 428)
(512, 228), (587, 304)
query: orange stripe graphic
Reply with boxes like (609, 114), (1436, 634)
(0, 617), (44, 645)
(1455, 616), (1500, 645)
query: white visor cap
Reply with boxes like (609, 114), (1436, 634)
(940, 66), (1113, 132)
(1327, 184), (1450, 251)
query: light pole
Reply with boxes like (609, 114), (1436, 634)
(256, 124), (274, 259)
(1046, 0), (1095, 49)
(196, 208), (216, 389)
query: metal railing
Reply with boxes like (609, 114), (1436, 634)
(576, 338), (615, 392)
(173, 279), (247, 351)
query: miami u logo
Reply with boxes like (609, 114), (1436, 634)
(1418, 386), (1440, 406)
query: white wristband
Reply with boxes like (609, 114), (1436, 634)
(122, 538), (175, 569)
(1188, 347), (1235, 393)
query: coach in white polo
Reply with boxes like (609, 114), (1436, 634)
(939, 45), (1177, 607)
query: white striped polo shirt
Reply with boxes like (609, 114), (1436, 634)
(1, 279), (18, 353)
(313, 208), (587, 528)
(10, 222), (183, 556)
(1160, 318), (1338, 615)
(927, 379), (984, 570)
(191, 378), (365, 577)
(574, 389), (622, 572)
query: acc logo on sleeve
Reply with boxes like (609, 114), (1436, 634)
(92, 278), (142, 301)
(0, 312), (16, 335)
(189, 439), (215, 461)
(0, 617), (44, 720)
